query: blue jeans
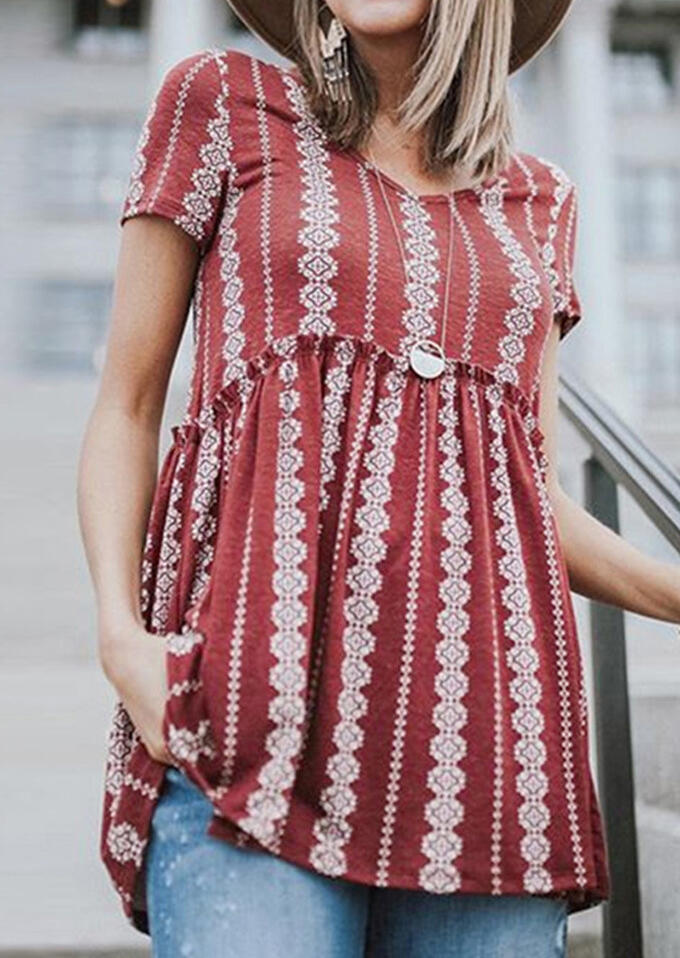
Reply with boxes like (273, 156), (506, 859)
(147, 765), (568, 958)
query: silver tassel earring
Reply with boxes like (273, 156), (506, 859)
(318, 11), (351, 106)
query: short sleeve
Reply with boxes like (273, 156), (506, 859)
(120, 49), (233, 253)
(550, 180), (582, 340)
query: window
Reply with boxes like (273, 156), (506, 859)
(34, 118), (140, 217)
(628, 311), (680, 405)
(73, 0), (147, 57)
(611, 45), (674, 111)
(22, 282), (112, 374)
(74, 0), (143, 29)
(617, 165), (680, 260)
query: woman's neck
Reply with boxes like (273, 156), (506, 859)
(348, 26), (423, 114)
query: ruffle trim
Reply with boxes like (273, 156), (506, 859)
(171, 331), (547, 451)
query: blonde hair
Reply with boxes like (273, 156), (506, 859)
(291, 0), (516, 186)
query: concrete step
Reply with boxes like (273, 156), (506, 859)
(567, 938), (601, 958)
(637, 801), (680, 958)
(631, 695), (680, 814)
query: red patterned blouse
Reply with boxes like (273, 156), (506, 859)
(101, 45), (610, 933)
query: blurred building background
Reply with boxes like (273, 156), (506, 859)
(0, 0), (678, 954)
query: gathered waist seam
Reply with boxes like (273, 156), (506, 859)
(170, 331), (544, 448)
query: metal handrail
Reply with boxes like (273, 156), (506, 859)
(558, 364), (680, 958)
(559, 367), (680, 548)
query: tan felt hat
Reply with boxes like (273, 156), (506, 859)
(224, 0), (576, 74)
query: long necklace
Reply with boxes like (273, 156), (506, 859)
(365, 143), (456, 380)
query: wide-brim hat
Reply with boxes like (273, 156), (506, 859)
(224, 0), (576, 74)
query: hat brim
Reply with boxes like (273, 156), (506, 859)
(224, 0), (575, 74)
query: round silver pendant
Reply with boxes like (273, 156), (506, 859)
(409, 340), (446, 379)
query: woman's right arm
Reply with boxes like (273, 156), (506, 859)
(77, 214), (199, 764)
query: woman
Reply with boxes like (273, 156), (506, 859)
(77, 0), (680, 954)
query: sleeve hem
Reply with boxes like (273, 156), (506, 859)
(120, 198), (210, 252)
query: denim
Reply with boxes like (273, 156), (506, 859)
(147, 765), (568, 958)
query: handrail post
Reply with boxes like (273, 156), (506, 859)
(584, 455), (644, 958)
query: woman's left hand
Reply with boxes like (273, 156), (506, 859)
(99, 624), (175, 766)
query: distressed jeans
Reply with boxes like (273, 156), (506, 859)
(147, 765), (568, 958)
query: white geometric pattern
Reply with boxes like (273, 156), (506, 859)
(418, 373), (473, 892)
(375, 386), (429, 886)
(487, 383), (553, 893)
(478, 179), (543, 386)
(309, 367), (405, 876)
(237, 355), (308, 850)
(282, 72), (340, 337)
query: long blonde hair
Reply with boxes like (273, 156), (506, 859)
(291, 0), (516, 186)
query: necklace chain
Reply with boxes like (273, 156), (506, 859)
(365, 143), (456, 360)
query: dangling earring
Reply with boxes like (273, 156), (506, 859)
(318, 8), (351, 106)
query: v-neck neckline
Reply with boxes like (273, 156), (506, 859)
(343, 145), (512, 204)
